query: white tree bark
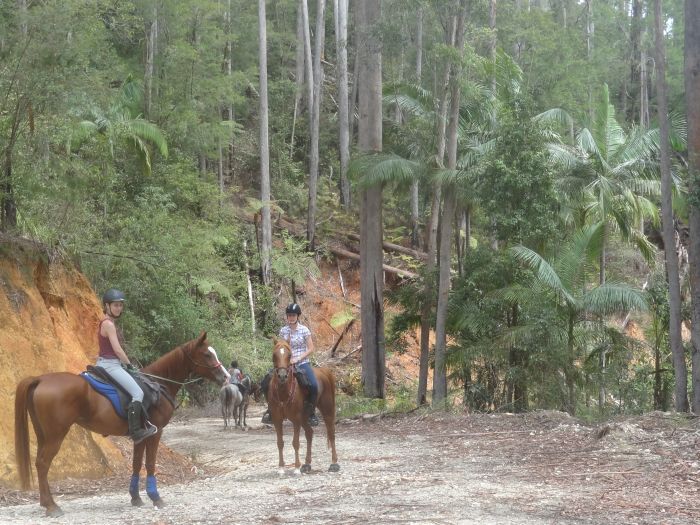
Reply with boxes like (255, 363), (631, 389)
(409, 8), (423, 249)
(290, 3), (305, 157)
(307, 0), (326, 250)
(259, 0), (272, 285)
(144, 6), (157, 119)
(335, 0), (351, 208)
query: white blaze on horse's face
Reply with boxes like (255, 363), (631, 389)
(208, 346), (231, 381)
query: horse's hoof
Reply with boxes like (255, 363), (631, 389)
(152, 498), (165, 509)
(328, 463), (340, 472)
(131, 496), (145, 507)
(278, 467), (286, 477)
(300, 464), (312, 474)
(293, 468), (302, 476)
(46, 506), (64, 518)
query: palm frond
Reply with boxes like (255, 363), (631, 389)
(581, 283), (647, 315)
(69, 121), (98, 152)
(533, 108), (574, 130)
(349, 153), (419, 188)
(510, 246), (576, 305)
(557, 222), (603, 292)
(128, 119), (169, 157)
(547, 143), (582, 171)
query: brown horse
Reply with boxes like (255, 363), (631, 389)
(15, 331), (230, 517)
(268, 338), (339, 475)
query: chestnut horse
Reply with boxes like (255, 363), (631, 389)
(15, 331), (229, 517)
(268, 338), (339, 475)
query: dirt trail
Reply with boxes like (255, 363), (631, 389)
(1, 407), (697, 525)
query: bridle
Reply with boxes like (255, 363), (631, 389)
(181, 345), (226, 372)
(270, 345), (297, 408)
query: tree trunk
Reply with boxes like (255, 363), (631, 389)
(655, 0), (687, 413)
(334, 0), (351, 208)
(434, 0), (467, 407)
(307, 0), (326, 250)
(224, 0), (235, 185)
(489, 0), (497, 92)
(1, 98), (24, 231)
(417, 13), (456, 407)
(409, 8), (423, 249)
(290, 2), (305, 157)
(586, 0), (594, 120)
(259, 0), (272, 286)
(629, 0), (644, 123)
(685, 0), (700, 413)
(301, 0), (314, 115)
(144, 6), (157, 120)
(357, 0), (385, 399)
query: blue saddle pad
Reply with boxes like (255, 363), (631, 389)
(80, 372), (127, 418)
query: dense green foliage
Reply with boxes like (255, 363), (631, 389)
(0, 0), (692, 412)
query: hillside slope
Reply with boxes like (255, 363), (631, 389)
(0, 237), (124, 487)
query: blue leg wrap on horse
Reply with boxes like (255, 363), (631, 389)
(129, 475), (140, 498)
(146, 475), (160, 501)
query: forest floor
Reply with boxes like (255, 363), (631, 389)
(1, 404), (699, 524)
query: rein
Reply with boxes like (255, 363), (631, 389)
(138, 371), (203, 386)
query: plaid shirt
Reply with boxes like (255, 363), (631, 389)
(278, 323), (312, 364)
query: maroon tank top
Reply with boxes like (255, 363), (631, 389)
(98, 318), (123, 359)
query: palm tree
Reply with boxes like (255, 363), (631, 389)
(510, 222), (647, 415)
(71, 75), (168, 176)
(536, 84), (659, 285)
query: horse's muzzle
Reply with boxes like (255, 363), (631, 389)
(275, 367), (289, 383)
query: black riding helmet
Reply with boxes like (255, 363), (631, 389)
(102, 288), (126, 304)
(285, 303), (302, 315)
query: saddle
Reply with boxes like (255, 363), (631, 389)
(80, 365), (171, 419)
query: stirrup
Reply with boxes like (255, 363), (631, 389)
(308, 412), (319, 427)
(131, 422), (158, 444)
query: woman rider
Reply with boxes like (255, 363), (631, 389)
(97, 288), (158, 444)
(261, 303), (319, 426)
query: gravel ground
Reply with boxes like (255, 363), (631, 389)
(1, 407), (697, 525)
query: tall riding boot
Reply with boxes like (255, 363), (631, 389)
(127, 401), (158, 444)
(304, 394), (319, 427)
(260, 372), (272, 424)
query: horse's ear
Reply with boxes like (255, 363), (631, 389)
(197, 331), (207, 344)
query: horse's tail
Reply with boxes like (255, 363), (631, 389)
(15, 376), (40, 490)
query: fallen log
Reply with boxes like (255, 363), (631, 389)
(328, 246), (418, 279)
(344, 232), (428, 261)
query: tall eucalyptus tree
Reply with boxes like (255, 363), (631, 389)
(307, 0), (326, 250)
(654, 0), (687, 413)
(334, 0), (351, 208)
(685, 0), (700, 413)
(258, 0), (272, 285)
(357, 0), (385, 398)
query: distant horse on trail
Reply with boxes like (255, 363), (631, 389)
(220, 383), (243, 429)
(236, 375), (260, 428)
(267, 338), (339, 475)
(14, 332), (230, 518)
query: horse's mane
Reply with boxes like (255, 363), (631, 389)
(142, 337), (199, 376)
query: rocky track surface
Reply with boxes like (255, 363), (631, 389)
(1, 408), (698, 524)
